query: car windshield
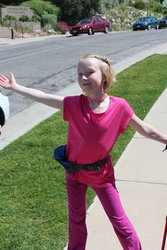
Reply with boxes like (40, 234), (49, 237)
(162, 16), (167, 20)
(78, 18), (92, 24)
(138, 17), (150, 21)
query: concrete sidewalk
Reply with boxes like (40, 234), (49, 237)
(85, 88), (167, 250)
(84, 45), (167, 250)
(0, 38), (167, 250)
(85, 45), (167, 250)
(0, 34), (64, 46)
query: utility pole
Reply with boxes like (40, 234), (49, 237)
(146, 0), (149, 16)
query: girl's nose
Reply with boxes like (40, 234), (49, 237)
(81, 74), (88, 80)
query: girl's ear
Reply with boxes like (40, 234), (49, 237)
(102, 76), (107, 89)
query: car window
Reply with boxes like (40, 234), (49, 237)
(139, 17), (145, 21)
(99, 18), (104, 23)
(162, 16), (167, 20)
(78, 18), (92, 24)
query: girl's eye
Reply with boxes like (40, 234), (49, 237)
(78, 70), (94, 78)
(88, 71), (94, 75)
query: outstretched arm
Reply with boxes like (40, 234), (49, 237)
(0, 73), (64, 110)
(129, 114), (167, 145)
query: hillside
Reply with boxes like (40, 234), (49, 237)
(105, 6), (163, 31)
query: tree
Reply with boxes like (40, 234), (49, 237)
(1, 0), (116, 25)
(82, 0), (101, 17)
(52, 0), (101, 25)
(21, 0), (59, 17)
(1, 0), (26, 5)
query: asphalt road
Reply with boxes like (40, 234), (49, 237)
(0, 29), (167, 117)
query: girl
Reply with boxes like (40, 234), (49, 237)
(0, 54), (167, 250)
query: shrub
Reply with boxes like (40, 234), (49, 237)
(56, 21), (69, 33)
(112, 23), (120, 31)
(149, 0), (163, 13)
(99, 0), (119, 13)
(120, 13), (126, 22)
(31, 14), (41, 22)
(128, 0), (135, 7)
(56, 24), (67, 34)
(21, 0), (60, 17)
(3, 15), (16, 21)
(120, 3), (127, 12)
(103, 0), (119, 8)
(134, 0), (146, 10)
(19, 15), (31, 22)
(41, 13), (57, 28)
(1, 15), (16, 27)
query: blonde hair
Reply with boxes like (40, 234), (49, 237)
(82, 53), (116, 90)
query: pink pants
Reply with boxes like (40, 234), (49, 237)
(66, 176), (142, 250)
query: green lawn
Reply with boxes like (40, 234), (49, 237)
(0, 54), (167, 249)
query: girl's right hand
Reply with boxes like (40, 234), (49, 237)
(0, 72), (64, 109)
(0, 72), (17, 90)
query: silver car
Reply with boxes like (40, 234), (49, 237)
(0, 87), (9, 127)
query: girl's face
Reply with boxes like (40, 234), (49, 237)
(77, 58), (105, 97)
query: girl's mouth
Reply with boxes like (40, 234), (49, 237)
(82, 82), (90, 86)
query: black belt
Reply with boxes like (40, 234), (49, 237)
(54, 144), (109, 174)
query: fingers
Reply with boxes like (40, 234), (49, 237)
(10, 72), (16, 85)
(10, 72), (14, 80)
(0, 73), (7, 82)
(0, 73), (9, 88)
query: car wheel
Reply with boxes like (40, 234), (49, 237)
(147, 25), (151, 30)
(88, 27), (93, 35)
(104, 26), (109, 34)
(155, 24), (159, 29)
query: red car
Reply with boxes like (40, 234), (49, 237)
(70, 17), (111, 36)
